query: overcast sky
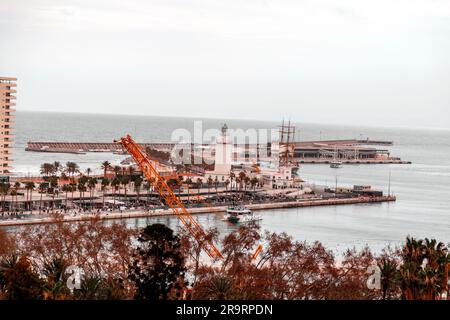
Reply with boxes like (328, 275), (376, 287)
(1, 0), (449, 128)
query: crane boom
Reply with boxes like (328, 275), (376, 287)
(116, 134), (223, 260)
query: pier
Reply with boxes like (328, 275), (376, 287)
(25, 138), (409, 164)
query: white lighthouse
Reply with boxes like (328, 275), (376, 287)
(213, 124), (232, 174)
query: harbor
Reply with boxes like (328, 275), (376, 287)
(0, 121), (400, 230)
(2, 110), (448, 251)
(2, 0), (450, 303)
(25, 138), (411, 164)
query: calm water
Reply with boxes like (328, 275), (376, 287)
(11, 111), (450, 252)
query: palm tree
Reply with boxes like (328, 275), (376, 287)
(250, 177), (259, 190)
(128, 166), (135, 180)
(65, 162), (79, 178)
(87, 177), (97, 211)
(53, 161), (62, 176)
(399, 237), (450, 300)
(378, 257), (399, 300)
(101, 178), (109, 208)
(77, 176), (88, 209)
(12, 182), (21, 213)
(40, 163), (55, 177)
(244, 176), (250, 191)
(121, 175), (130, 204)
(185, 177), (193, 202)
(134, 177), (143, 205)
(60, 172), (69, 182)
(235, 177), (241, 191)
(101, 161), (111, 177)
(49, 177), (59, 213)
(113, 166), (121, 177)
(214, 176), (219, 193)
(206, 176), (213, 194)
(42, 257), (70, 300)
(110, 177), (121, 211)
(224, 179), (230, 192)
(61, 184), (71, 209)
(25, 181), (35, 213)
(196, 178), (202, 195)
(0, 182), (7, 214)
(38, 182), (48, 214)
(10, 184), (19, 214)
(69, 181), (77, 208)
(238, 171), (246, 191)
(203, 275), (234, 300)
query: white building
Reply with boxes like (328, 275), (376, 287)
(212, 124), (232, 174)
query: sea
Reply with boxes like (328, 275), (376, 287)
(10, 110), (450, 253)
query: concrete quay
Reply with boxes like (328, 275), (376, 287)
(0, 195), (396, 227)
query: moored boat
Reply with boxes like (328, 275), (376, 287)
(225, 206), (262, 224)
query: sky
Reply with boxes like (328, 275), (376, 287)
(1, 0), (450, 128)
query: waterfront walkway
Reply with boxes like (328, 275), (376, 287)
(0, 195), (396, 227)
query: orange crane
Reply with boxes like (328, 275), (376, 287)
(116, 134), (223, 260)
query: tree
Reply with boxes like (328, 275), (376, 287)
(214, 176), (219, 193)
(0, 255), (43, 300)
(42, 257), (71, 300)
(40, 163), (55, 177)
(185, 178), (193, 203)
(128, 166), (135, 180)
(86, 168), (92, 177)
(244, 176), (250, 191)
(0, 228), (15, 257)
(121, 176), (130, 203)
(250, 177), (259, 190)
(49, 176), (59, 212)
(10, 187), (18, 214)
(224, 179), (230, 192)
(238, 171), (246, 191)
(134, 177), (143, 205)
(196, 178), (202, 195)
(65, 162), (79, 178)
(101, 161), (111, 178)
(0, 182), (10, 214)
(378, 256), (400, 300)
(61, 184), (71, 209)
(25, 182), (35, 212)
(207, 176), (213, 194)
(69, 181), (77, 208)
(128, 224), (186, 300)
(110, 177), (121, 211)
(101, 178), (110, 208)
(113, 166), (121, 177)
(78, 177), (88, 209)
(87, 178), (97, 211)
(12, 182), (21, 213)
(203, 275), (234, 300)
(399, 237), (450, 300)
(53, 161), (62, 176)
(38, 182), (48, 214)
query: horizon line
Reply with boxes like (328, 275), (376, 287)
(16, 108), (450, 132)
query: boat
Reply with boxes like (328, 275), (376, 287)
(330, 145), (343, 168)
(330, 161), (343, 168)
(225, 206), (262, 224)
